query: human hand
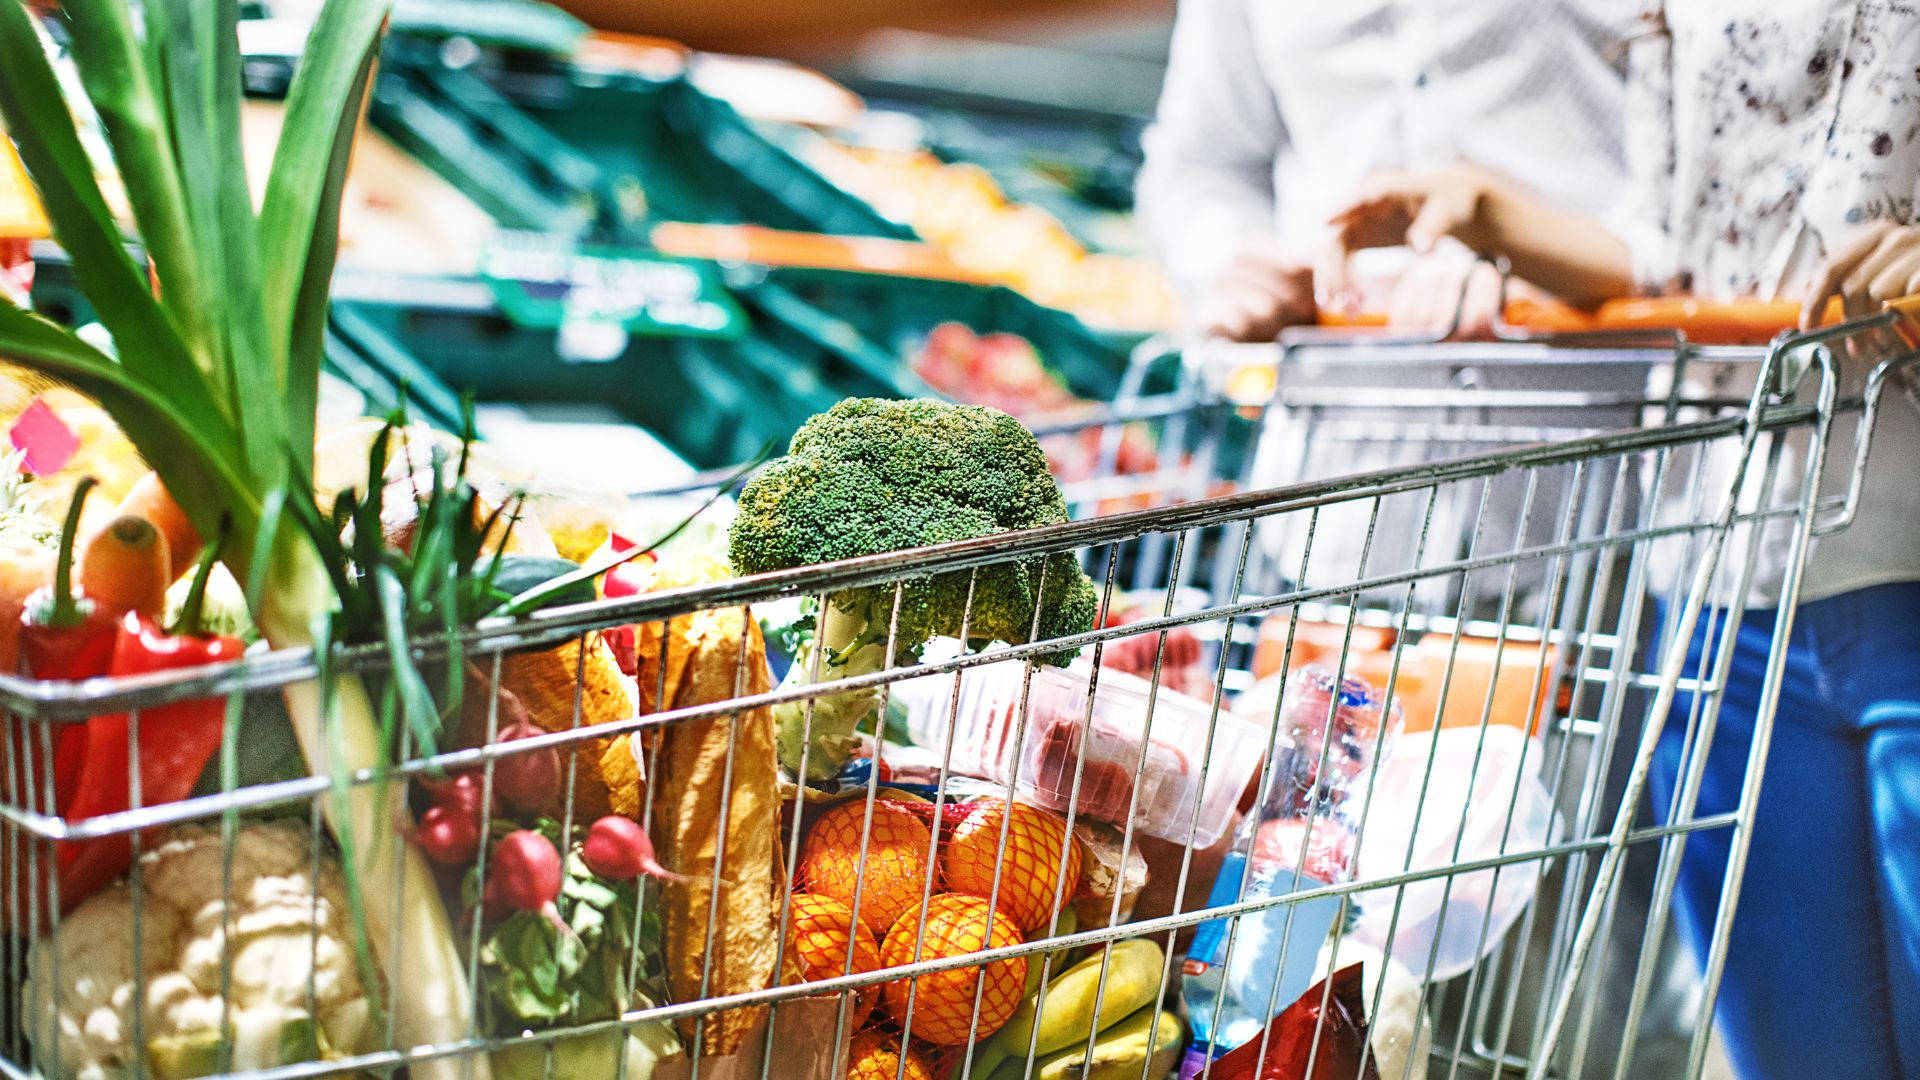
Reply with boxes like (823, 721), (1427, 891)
(1327, 164), (1503, 256)
(1322, 165), (1505, 312)
(1383, 251), (1506, 339)
(1195, 248), (1316, 342)
(1802, 221), (1920, 327)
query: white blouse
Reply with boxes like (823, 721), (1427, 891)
(1629, 0), (1920, 605)
(1626, 0), (1920, 297)
(1138, 0), (1638, 298)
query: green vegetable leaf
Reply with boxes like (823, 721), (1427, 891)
(482, 912), (574, 1025)
(0, 1), (201, 393)
(145, 0), (273, 448)
(481, 853), (658, 1032)
(273, 1015), (322, 1067)
(57, 0), (218, 379)
(258, 0), (391, 469)
(373, 561), (442, 759)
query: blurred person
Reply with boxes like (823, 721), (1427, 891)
(1328, 6), (1920, 1079)
(1142, 1), (1648, 637)
(1135, 0), (1637, 340)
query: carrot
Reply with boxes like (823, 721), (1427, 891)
(77, 514), (170, 620)
(116, 471), (201, 580)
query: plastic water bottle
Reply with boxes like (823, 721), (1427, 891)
(1179, 666), (1402, 1070)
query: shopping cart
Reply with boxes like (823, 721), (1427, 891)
(0, 308), (1913, 1080)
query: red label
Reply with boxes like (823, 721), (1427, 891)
(10, 398), (78, 476)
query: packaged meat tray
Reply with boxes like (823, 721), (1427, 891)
(898, 659), (1266, 846)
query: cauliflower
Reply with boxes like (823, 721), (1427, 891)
(22, 821), (380, 1080)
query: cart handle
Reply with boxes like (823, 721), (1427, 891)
(1318, 295), (1844, 345)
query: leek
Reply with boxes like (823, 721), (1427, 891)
(0, 2), (486, 1076)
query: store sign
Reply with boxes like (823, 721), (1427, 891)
(479, 233), (747, 342)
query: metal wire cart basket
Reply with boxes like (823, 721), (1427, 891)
(3, 309), (1915, 1080)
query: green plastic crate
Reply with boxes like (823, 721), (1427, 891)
(371, 45), (908, 241)
(750, 265), (1156, 402)
(367, 47), (1139, 391)
(327, 268), (929, 470)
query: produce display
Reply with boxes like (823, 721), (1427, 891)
(0, 5), (1566, 1080)
(801, 140), (1177, 332)
(911, 322), (1165, 499)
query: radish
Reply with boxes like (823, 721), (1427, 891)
(417, 805), (480, 866)
(489, 830), (564, 918)
(492, 723), (562, 815)
(427, 771), (491, 821)
(580, 815), (682, 882)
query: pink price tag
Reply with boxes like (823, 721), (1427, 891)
(10, 398), (79, 476)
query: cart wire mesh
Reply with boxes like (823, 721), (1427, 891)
(2, 311), (1916, 1080)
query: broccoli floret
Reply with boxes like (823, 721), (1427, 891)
(729, 398), (1098, 781)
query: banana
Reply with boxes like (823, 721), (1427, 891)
(1028, 1005), (1183, 1080)
(1022, 908), (1082, 998)
(989, 937), (1166, 1064)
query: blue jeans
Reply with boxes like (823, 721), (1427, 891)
(1651, 581), (1920, 1080)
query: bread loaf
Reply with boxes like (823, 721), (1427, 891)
(650, 605), (779, 1056)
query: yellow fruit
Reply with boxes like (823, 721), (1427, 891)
(941, 800), (1083, 934)
(881, 893), (1028, 1046)
(786, 893), (884, 1015)
(845, 1029), (934, 1080)
(990, 937), (1166, 1061)
(800, 801), (934, 937)
(1030, 1005), (1183, 1080)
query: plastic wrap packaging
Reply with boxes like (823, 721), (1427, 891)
(896, 660), (1264, 847)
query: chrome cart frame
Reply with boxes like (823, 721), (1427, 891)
(2, 311), (1914, 1080)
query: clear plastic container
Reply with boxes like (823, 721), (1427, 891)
(1181, 665), (1403, 1063)
(896, 659), (1265, 847)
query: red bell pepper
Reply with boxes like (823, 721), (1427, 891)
(17, 477), (117, 811)
(53, 536), (244, 911)
(52, 612), (244, 909)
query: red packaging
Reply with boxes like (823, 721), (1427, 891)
(1207, 963), (1379, 1080)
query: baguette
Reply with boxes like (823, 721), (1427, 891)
(650, 604), (779, 1056)
(602, 552), (732, 818)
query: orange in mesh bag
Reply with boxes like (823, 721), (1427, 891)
(880, 893), (1028, 1046)
(846, 1028), (935, 1080)
(939, 798), (1083, 935)
(798, 799), (934, 937)
(784, 892), (884, 1015)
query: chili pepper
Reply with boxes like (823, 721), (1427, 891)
(17, 477), (117, 812)
(54, 530), (244, 911)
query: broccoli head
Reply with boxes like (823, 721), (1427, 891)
(728, 398), (1099, 780)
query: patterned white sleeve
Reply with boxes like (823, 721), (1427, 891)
(1614, 9), (1680, 293)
